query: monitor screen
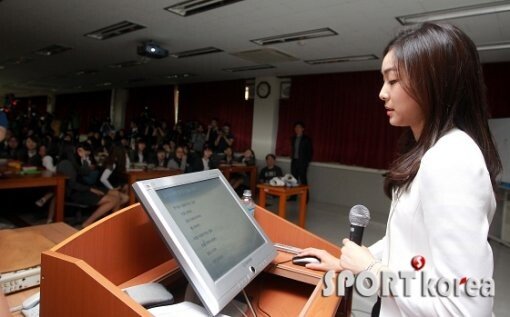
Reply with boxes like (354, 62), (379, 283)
(133, 169), (276, 315)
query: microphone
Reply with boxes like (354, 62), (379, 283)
(349, 205), (370, 245)
(342, 205), (371, 317)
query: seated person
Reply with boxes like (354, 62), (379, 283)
(151, 147), (169, 168)
(99, 145), (130, 195)
(35, 143), (58, 207)
(57, 142), (127, 228)
(19, 135), (42, 167)
(259, 154), (283, 183)
(219, 146), (235, 165)
(237, 149), (256, 166)
(129, 138), (149, 166)
(167, 146), (188, 172)
(190, 146), (214, 172)
(230, 149), (256, 195)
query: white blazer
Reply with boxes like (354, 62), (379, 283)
(369, 129), (496, 317)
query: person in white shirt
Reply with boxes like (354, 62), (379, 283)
(298, 23), (501, 317)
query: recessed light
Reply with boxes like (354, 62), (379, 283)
(397, 1), (510, 25)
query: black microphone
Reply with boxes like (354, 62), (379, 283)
(349, 205), (370, 245)
(342, 205), (371, 317)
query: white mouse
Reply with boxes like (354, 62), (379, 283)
(292, 255), (321, 266)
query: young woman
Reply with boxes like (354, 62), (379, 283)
(99, 144), (130, 195)
(167, 146), (188, 172)
(57, 142), (127, 228)
(299, 23), (501, 316)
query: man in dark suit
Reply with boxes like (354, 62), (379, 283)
(290, 121), (313, 185)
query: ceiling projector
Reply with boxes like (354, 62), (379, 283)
(137, 41), (168, 59)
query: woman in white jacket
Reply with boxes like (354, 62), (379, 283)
(299, 23), (501, 316)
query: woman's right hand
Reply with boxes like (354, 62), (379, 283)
(297, 248), (343, 272)
(90, 188), (104, 196)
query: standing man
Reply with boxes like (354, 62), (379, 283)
(290, 121), (313, 185)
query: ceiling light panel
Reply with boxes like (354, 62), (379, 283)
(396, 1), (510, 25)
(305, 54), (378, 65)
(222, 64), (275, 72)
(477, 41), (510, 51)
(84, 21), (146, 40)
(251, 28), (338, 46)
(165, 0), (245, 17)
(170, 47), (223, 58)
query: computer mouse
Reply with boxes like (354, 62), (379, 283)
(292, 255), (321, 266)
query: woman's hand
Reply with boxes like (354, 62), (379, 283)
(339, 238), (376, 274)
(297, 248), (343, 272)
(90, 188), (105, 196)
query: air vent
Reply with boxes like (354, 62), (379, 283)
(251, 27), (337, 46)
(165, 0), (245, 17)
(231, 48), (298, 64)
(170, 47), (223, 58)
(166, 73), (196, 79)
(305, 54), (378, 65)
(108, 60), (145, 69)
(34, 44), (72, 56)
(84, 21), (145, 40)
(222, 64), (275, 72)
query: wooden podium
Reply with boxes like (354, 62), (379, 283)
(40, 203), (343, 316)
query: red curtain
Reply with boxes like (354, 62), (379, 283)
(484, 62), (510, 118)
(179, 80), (254, 152)
(55, 90), (111, 133)
(276, 62), (510, 170)
(124, 85), (174, 129)
(276, 71), (401, 170)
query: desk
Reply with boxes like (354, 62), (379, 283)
(218, 165), (257, 194)
(257, 184), (309, 228)
(4, 222), (77, 317)
(0, 170), (66, 222)
(127, 169), (182, 204)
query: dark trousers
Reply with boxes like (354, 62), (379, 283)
(290, 159), (309, 185)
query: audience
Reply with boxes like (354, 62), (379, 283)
(1, 105), (268, 227)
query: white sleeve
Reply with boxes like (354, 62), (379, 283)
(368, 236), (386, 260)
(99, 168), (114, 190)
(393, 140), (494, 316)
(42, 156), (56, 173)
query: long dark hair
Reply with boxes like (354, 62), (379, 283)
(383, 23), (501, 197)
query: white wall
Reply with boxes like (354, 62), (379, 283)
(251, 77), (281, 156)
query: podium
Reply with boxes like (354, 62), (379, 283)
(40, 203), (343, 316)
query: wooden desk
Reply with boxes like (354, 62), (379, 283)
(40, 204), (342, 316)
(219, 165), (257, 194)
(257, 184), (309, 228)
(127, 169), (182, 204)
(0, 170), (66, 222)
(4, 222), (77, 316)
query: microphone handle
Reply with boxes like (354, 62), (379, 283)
(342, 224), (365, 316)
(349, 225), (365, 245)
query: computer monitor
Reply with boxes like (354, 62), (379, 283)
(132, 169), (277, 316)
